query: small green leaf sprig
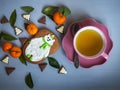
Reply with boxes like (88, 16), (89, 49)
(42, 5), (71, 20)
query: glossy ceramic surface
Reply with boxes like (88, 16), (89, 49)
(62, 18), (113, 68)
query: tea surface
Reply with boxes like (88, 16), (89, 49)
(76, 30), (103, 56)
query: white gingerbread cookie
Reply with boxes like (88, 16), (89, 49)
(22, 29), (60, 64)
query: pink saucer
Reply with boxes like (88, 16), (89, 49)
(62, 18), (113, 68)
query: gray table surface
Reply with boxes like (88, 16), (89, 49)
(0, 0), (120, 90)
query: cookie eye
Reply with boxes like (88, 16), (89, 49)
(47, 37), (51, 41)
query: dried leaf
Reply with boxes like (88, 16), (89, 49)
(9, 9), (17, 27)
(25, 73), (34, 89)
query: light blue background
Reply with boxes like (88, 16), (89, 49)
(0, 0), (120, 90)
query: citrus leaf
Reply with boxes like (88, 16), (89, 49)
(0, 32), (2, 40)
(1, 32), (17, 41)
(42, 6), (58, 15)
(9, 9), (17, 27)
(48, 57), (60, 69)
(25, 73), (34, 89)
(19, 54), (27, 65)
(21, 6), (34, 13)
(24, 23), (29, 30)
(42, 6), (58, 19)
(58, 6), (71, 16)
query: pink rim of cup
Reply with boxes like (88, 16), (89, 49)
(73, 26), (109, 60)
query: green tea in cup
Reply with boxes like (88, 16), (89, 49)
(73, 26), (108, 59)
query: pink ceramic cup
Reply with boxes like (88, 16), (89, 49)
(73, 26), (109, 60)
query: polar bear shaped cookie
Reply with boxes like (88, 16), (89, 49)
(22, 29), (60, 64)
(25, 34), (55, 61)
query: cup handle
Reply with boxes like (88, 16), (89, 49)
(101, 52), (109, 60)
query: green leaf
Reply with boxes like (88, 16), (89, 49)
(19, 54), (27, 65)
(24, 23), (29, 30)
(1, 32), (17, 41)
(0, 32), (2, 40)
(21, 6), (34, 13)
(9, 9), (17, 27)
(42, 6), (58, 15)
(58, 6), (71, 16)
(42, 6), (58, 19)
(25, 73), (34, 89)
(48, 57), (60, 69)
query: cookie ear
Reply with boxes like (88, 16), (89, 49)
(50, 34), (54, 39)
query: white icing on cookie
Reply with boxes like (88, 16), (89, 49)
(25, 34), (55, 61)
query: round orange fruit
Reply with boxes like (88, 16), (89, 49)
(2, 42), (13, 52)
(53, 12), (66, 25)
(10, 46), (22, 58)
(26, 23), (38, 35)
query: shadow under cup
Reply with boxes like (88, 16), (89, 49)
(73, 26), (109, 60)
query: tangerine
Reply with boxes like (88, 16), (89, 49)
(53, 12), (66, 25)
(26, 23), (38, 35)
(2, 42), (13, 52)
(10, 46), (22, 58)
